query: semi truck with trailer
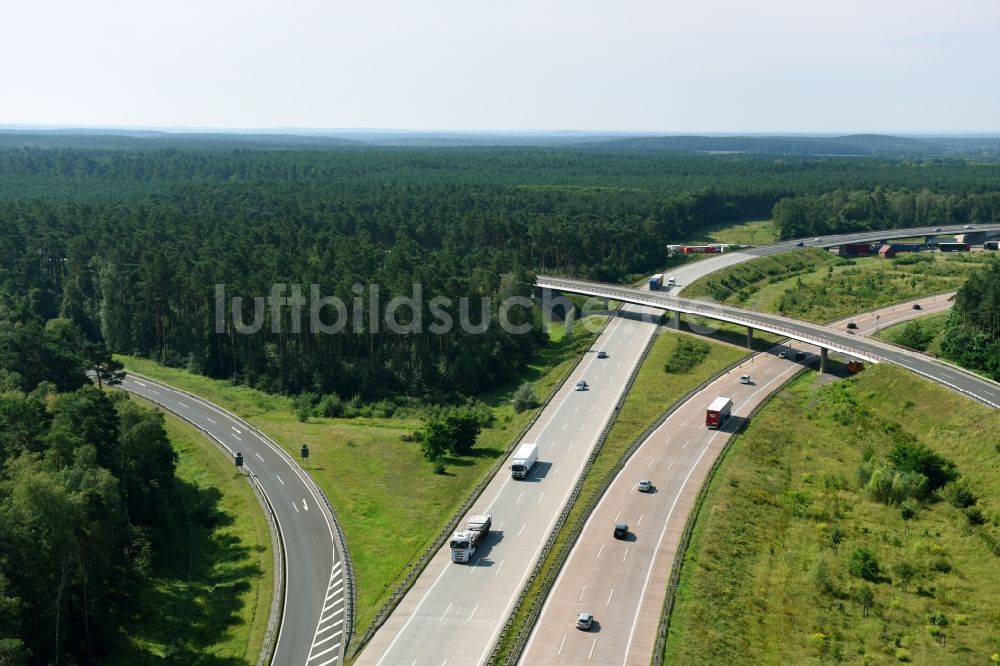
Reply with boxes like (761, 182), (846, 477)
(450, 514), (492, 562)
(649, 274), (663, 290)
(510, 442), (539, 479)
(706, 396), (733, 429)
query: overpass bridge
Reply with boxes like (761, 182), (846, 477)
(537, 275), (1000, 409)
(736, 223), (1000, 258)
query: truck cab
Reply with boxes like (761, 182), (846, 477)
(450, 514), (492, 562)
(511, 442), (539, 479)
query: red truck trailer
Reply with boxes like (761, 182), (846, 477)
(706, 396), (733, 429)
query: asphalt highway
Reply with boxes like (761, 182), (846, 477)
(519, 294), (961, 665)
(123, 224), (994, 665)
(120, 375), (348, 666)
(355, 304), (663, 665)
(659, 223), (1000, 294)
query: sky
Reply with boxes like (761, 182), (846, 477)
(2, 0), (999, 133)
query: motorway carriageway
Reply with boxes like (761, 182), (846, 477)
(355, 303), (663, 665)
(518, 295), (956, 665)
(120, 375), (348, 666)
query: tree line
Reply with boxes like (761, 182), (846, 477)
(4, 146), (1000, 404)
(941, 259), (1000, 380)
(0, 311), (176, 664)
(772, 187), (1000, 239)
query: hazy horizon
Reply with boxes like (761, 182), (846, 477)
(3, 1), (999, 133)
(3, 124), (1000, 139)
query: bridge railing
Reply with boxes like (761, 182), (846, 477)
(538, 278), (882, 361)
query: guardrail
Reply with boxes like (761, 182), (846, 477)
(539, 277), (1000, 409)
(538, 278), (882, 362)
(123, 372), (356, 660)
(487, 333), (755, 665)
(649, 365), (809, 664)
(121, 377), (287, 666)
(346, 312), (614, 660)
(246, 467), (285, 666)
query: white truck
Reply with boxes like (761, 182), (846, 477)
(666, 276), (676, 288)
(511, 442), (539, 479)
(450, 514), (492, 563)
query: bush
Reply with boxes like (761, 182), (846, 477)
(294, 391), (317, 422)
(848, 547), (881, 581)
(317, 393), (344, 418)
(940, 478), (977, 508)
(664, 338), (711, 374)
(512, 382), (539, 412)
(894, 320), (934, 351)
(930, 557), (952, 573)
(887, 440), (957, 493)
(965, 506), (986, 526)
(370, 399), (396, 418)
(860, 460), (927, 505)
(895, 648), (911, 662)
(900, 498), (919, 522)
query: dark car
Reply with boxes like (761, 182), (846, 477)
(912, 303), (922, 310)
(846, 322), (858, 330)
(613, 523), (628, 539)
(597, 350), (608, 359)
(795, 351), (807, 360)
(795, 241), (804, 247)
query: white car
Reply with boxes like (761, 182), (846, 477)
(575, 380), (588, 391)
(637, 480), (653, 492)
(739, 374), (751, 385)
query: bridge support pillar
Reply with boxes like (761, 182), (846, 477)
(669, 310), (681, 330)
(820, 347), (828, 374)
(746, 326), (754, 349)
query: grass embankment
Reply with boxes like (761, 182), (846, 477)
(109, 410), (273, 665)
(875, 312), (951, 356)
(682, 248), (848, 306)
(664, 365), (1000, 665)
(117, 315), (603, 637)
(492, 329), (749, 661)
(684, 250), (991, 323)
(702, 219), (780, 246)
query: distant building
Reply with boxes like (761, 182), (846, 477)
(840, 243), (874, 256)
(878, 244), (896, 259)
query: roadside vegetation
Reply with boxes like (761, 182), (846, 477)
(875, 313), (950, 355)
(493, 329), (748, 662)
(937, 259), (1000, 381)
(702, 219), (780, 246)
(108, 410), (273, 665)
(664, 365), (1000, 665)
(683, 250), (991, 323)
(119, 314), (602, 635)
(681, 248), (848, 306)
(0, 308), (253, 664)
